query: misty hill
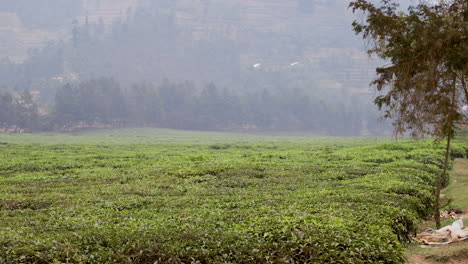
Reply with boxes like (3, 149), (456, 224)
(0, 0), (396, 135)
(0, 0), (377, 88)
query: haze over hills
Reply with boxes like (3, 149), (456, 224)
(0, 0), (377, 88)
(0, 0), (402, 135)
(0, 0), (134, 61)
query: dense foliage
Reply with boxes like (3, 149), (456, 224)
(1, 129), (466, 263)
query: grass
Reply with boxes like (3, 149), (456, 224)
(1, 128), (467, 263)
(444, 159), (468, 210)
(406, 158), (468, 264)
(407, 239), (468, 264)
(413, 247), (468, 263)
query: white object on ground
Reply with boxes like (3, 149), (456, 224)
(415, 219), (468, 245)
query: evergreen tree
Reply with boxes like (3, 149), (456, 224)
(350, 0), (467, 228)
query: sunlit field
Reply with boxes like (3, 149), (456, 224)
(1, 129), (466, 263)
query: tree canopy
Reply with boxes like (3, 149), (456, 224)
(349, 0), (467, 138)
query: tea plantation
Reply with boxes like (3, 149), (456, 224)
(0, 129), (466, 263)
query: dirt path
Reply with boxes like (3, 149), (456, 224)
(407, 159), (468, 264)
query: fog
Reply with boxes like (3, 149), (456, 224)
(0, 0), (400, 136)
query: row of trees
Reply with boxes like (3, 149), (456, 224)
(0, 78), (388, 136)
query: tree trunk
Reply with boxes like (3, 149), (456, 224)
(434, 132), (452, 229)
(434, 72), (459, 228)
(461, 74), (468, 104)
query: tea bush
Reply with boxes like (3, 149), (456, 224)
(0, 129), (466, 263)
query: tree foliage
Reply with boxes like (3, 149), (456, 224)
(349, 0), (467, 228)
(349, 0), (467, 138)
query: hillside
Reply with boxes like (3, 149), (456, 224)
(0, 0), (378, 90)
(0, 0), (134, 61)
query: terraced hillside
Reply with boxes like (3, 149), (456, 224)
(174, 0), (377, 88)
(0, 0), (377, 89)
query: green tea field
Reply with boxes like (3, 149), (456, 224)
(1, 129), (467, 263)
